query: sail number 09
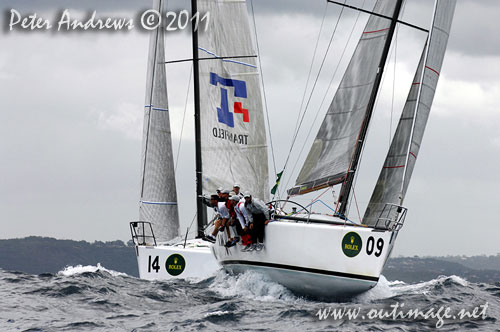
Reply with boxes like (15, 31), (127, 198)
(366, 236), (384, 257)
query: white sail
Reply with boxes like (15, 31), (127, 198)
(363, 0), (456, 227)
(288, 0), (399, 196)
(197, 0), (269, 201)
(139, 0), (180, 242)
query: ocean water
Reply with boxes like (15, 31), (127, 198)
(0, 265), (498, 331)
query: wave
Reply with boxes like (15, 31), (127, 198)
(391, 275), (468, 294)
(204, 310), (231, 318)
(354, 275), (396, 303)
(388, 279), (406, 286)
(209, 270), (303, 303)
(206, 271), (473, 305)
(57, 263), (128, 277)
(354, 275), (469, 303)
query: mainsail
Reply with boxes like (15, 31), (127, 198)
(139, 0), (180, 242)
(289, 0), (399, 196)
(197, 0), (269, 200)
(363, 0), (456, 227)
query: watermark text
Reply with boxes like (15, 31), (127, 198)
(5, 9), (210, 33)
(315, 302), (489, 328)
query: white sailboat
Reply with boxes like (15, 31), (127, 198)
(129, 0), (220, 281)
(130, 0), (456, 298)
(211, 0), (456, 298)
(130, 0), (272, 280)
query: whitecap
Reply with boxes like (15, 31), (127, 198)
(352, 275), (469, 303)
(57, 263), (128, 277)
(390, 275), (468, 295)
(354, 275), (396, 303)
(209, 270), (303, 303)
(203, 310), (230, 318)
(387, 280), (406, 286)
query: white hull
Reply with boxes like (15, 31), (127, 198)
(135, 239), (220, 280)
(213, 218), (396, 299)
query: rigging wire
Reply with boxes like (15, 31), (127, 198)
(183, 212), (198, 239)
(278, 1), (347, 200)
(352, 188), (362, 222)
(174, 64), (193, 173)
(250, 0), (278, 197)
(390, 22), (398, 146)
(281, 1), (365, 195)
(291, 1), (329, 137)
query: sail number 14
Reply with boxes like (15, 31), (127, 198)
(148, 255), (160, 273)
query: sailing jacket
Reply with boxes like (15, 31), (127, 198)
(245, 198), (270, 222)
(234, 199), (250, 228)
(216, 201), (229, 219)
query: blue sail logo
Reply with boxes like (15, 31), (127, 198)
(210, 72), (249, 128)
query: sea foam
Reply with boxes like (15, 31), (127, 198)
(57, 263), (127, 277)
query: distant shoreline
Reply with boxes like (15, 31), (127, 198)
(1, 237), (499, 283)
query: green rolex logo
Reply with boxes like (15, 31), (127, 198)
(342, 232), (362, 257)
(165, 254), (185, 276)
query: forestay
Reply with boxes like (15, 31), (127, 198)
(363, 0), (456, 227)
(289, 0), (399, 196)
(139, 0), (180, 242)
(198, 0), (269, 201)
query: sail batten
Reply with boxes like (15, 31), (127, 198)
(139, 0), (180, 242)
(363, 0), (457, 227)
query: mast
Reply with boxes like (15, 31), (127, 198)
(337, 0), (404, 216)
(191, 0), (205, 237)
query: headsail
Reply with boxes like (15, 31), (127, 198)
(197, 0), (269, 200)
(363, 0), (456, 227)
(289, 0), (399, 196)
(139, 0), (180, 242)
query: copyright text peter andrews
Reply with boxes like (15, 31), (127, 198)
(5, 8), (210, 33)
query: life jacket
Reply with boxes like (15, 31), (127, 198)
(225, 199), (236, 219)
(241, 234), (252, 246)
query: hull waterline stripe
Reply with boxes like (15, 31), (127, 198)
(220, 260), (379, 282)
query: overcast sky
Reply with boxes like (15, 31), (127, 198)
(0, 0), (498, 257)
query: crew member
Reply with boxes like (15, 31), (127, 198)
(234, 195), (252, 251)
(224, 195), (241, 247)
(233, 184), (243, 199)
(203, 194), (229, 243)
(243, 192), (270, 251)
